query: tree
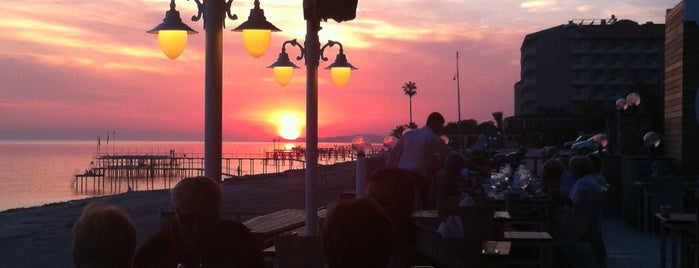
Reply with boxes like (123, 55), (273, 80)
(390, 125), (408, 138)
(492, 111), (504, 134)
(402, 81), (417, 125)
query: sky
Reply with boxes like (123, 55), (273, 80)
(0, 0), (679, 142)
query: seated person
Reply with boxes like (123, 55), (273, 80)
(548, 156), (604, 268)
(459, 150), (490, 198)
(586, 153), (607, 188)
(568, 156), (603, 217)
(427, 151), (467, 209)
(133, 176), (264, 268)
(366, 168), (462, 268)
(321, 197), (394, 268)
(540, 158), (571, 204)
(550, 152), (574, 195)
(73, 202), (136, 268)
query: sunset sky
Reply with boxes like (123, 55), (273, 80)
(0, 0), (678, 142)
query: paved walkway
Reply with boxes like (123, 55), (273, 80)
(603, 216), (662, 268)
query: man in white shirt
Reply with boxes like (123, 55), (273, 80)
(386, 112), (453, 178)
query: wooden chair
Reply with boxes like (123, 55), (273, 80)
(273, 235), (324, 268)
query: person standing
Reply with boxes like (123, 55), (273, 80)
(387, 112), (452, 178)
(133, 176), (264, 268)
(386, 112), (453, 209)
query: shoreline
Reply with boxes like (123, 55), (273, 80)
(0, 158), (383, 267)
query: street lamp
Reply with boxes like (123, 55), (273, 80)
(453, 51), (462, 149)
(614, 92), (641, 155)
(148, 0), (280, 181)
(267, 0), (358, 236)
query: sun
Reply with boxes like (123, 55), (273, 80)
(278, 113), (301, 140)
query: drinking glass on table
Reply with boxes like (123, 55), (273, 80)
(520, 176), (530, 191)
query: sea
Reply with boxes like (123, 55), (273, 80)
(0, 140), (356, 212)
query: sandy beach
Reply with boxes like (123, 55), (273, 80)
(0, 157), (383, 267)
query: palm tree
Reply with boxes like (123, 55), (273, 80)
(492, 111), (504, 134)
(402, 81), (417, 124)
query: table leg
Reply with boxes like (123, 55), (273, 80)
(661, 221), (667, 268)
(644, 190), (650, 234)
(671, 228), (678, 268)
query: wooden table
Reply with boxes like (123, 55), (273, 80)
(655, 213), (696, 268)
(503, 231), (552, 268)
(412, 209), (511, 220)
(243, 209), (306, 247)
(481, 241), (512, 268)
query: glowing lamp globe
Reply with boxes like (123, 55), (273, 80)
(330, 67), (352, 87)
(643, 132), (661, 148)
(233, 1), (281, 58)
(382, 135), (398, 151)
(241, 29), (272, 58)
(157, 30), (189, 59)
(626, 92), (641, 106)
(324, 52), (357, 87)
(148, 0), (198, 60)
(351, 136), (372, 156)
(273, 67), (295, 86)
(615, 98), (629, 111)
(268, 49), (300, 86)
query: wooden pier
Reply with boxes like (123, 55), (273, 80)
(73, 146), (364, 194)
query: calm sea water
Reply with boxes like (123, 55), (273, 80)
(0, 140), (353, 212)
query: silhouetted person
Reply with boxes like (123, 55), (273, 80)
(321, 197), (394, 268)
(133, 176), (264, 268)
(427, 151), (466, 209)
(73, 202), (136, 268)
(366, 168), (462, 268)
(586, 153), (607, 187)
(386, 112), (452, 178)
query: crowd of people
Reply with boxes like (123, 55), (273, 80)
(70, 111), (610, 268)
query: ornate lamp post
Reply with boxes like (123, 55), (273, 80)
(148, 0), (280, 181)
(266, 1), (358, 236)
(150, 0), (358, 236)
(614, 92), (641, 155)
(454, 51), (462, 149)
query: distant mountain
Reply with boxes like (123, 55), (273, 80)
(318, 134), (386, 143)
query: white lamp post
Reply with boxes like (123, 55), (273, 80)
(148, 0), (280, 182)
(266, 1), (358, 236)
(351, 136), (371, 197)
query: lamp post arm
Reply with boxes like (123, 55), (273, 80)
(191, 0), (204, 22)
(225, 0), (238, 21)
(282, 39), (306, 61)
(320, 40), (342, 62)
(191, 0), (238, 28)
